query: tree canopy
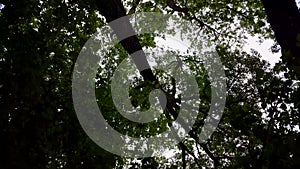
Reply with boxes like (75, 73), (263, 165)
(1, 0), (300, 168)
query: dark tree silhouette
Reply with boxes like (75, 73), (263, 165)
(261, 0), (300, 76)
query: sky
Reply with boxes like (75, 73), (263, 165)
(154, 33), (281, 68)
(244, 36), (281, 67)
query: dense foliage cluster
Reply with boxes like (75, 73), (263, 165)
(1, 0), (299, 168)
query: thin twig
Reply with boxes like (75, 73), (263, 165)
(166, 0), (220, 38)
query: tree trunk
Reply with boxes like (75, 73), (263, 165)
(94, 0), (221, 164)
(94, 0), (157, 82)
(261, 0), (300, 75)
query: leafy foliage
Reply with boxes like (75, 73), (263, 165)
(1, 0), (299, 168)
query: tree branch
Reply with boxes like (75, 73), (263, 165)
(182, 146), (186, 169)
(165, 0), (220, 37)
(95, 0), (221, 166)
(179, 142), (202, 168)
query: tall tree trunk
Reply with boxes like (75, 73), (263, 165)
(260, 1), (300, 167)
(261, 0), (300, 76)
(95, 0), (157, 82)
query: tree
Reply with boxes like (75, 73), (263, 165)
(1, 0), (299, 168)
(261, 0), (300, 76)
(0, 0), (117, 168)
